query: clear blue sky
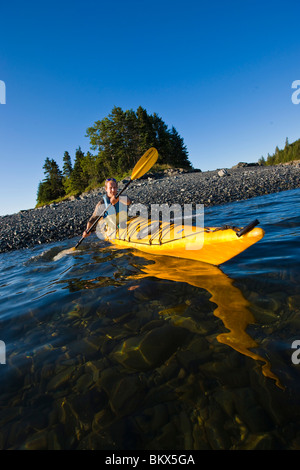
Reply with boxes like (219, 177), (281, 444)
(1, 0), (300, 215)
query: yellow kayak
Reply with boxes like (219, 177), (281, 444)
(102, 217), (264, 265)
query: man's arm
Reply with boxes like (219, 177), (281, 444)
(82, 200), (105, 238)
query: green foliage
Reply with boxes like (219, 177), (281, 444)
(260, 137), (300, 166)
(62, 151), (72, 177)
(36, 106), (192, 205)
(36, 158), (65, 205)
(258, 155), (266, 165)
(68, 147), (87, 193)
(85, 105), (192, 174)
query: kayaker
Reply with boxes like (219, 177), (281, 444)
(82, 177), (131, 238)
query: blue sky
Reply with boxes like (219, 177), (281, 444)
(1, 0), (300, 215)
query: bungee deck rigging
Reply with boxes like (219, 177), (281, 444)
(97, 215), (264, 265)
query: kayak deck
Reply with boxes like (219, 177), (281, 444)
(103, 217), (265, 265)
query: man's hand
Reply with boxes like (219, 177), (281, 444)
(110, 196), (119, 205)
(82, 229), (91, 238)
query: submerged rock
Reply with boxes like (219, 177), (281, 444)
(112, 323), (191, 371)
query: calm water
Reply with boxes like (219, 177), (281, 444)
(0, 188), (300, 450)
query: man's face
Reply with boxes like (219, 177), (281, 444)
(106, 180), (118, 198)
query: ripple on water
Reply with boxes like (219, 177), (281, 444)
(0, 189), (300, 449)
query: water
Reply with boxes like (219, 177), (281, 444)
(0, 188), (300, 450)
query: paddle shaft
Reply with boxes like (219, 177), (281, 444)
(74, 179), (132, 249)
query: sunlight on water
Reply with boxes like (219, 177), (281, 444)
(0, 189), (299, 450)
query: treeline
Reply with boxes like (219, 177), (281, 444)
(36, 106), (192, 206)
(258, 137), (300, 166)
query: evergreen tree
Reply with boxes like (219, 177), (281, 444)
(169, 126), (191, 168)
(80, 151), (99, 189)
(86, 106), (192, 177)
(263, 137), (300, 165)
(37, 180), (52, 205)
(62, 151), (73, 178)
(37, 106), (193, 205)
(69, 147), (87, 193)
(36, 157), (65, 204)
(62, 151), (73, 193)
(150, 112), (171, 164)
(135, 106), (157, 153)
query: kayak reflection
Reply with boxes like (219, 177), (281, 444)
(130, 251), (283, 389)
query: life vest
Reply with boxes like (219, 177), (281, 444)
(97, 194), (129, 239)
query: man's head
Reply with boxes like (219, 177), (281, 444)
(105, 178), (118, 198)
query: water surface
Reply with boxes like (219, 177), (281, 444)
(0, 189), (300, 450)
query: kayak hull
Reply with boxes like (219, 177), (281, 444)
(104, 217), (265, 265)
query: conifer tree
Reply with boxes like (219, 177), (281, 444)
(36, 157), (65, 204)
(86, 106), (192, 176)
(69, 147), (87, 193)
(135, 106), (157, 154)
(37, 106), (193, 205)
(263, 137), (300, 165)
(62, 151), (73, 178)
(169, 126), (191, 168)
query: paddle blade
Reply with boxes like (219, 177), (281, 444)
(131, 148), (158, 180)
(53, 247), (76, 261)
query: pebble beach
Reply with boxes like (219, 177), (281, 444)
(1, 161), (300, 253)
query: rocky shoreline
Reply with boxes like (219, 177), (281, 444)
(1, 161), (300, 254)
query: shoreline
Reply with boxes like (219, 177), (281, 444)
(1, 162), (300, 254)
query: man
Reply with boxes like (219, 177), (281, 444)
(82, 178), (131, 239)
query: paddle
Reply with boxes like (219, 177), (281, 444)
(53, 148), (158, 260)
